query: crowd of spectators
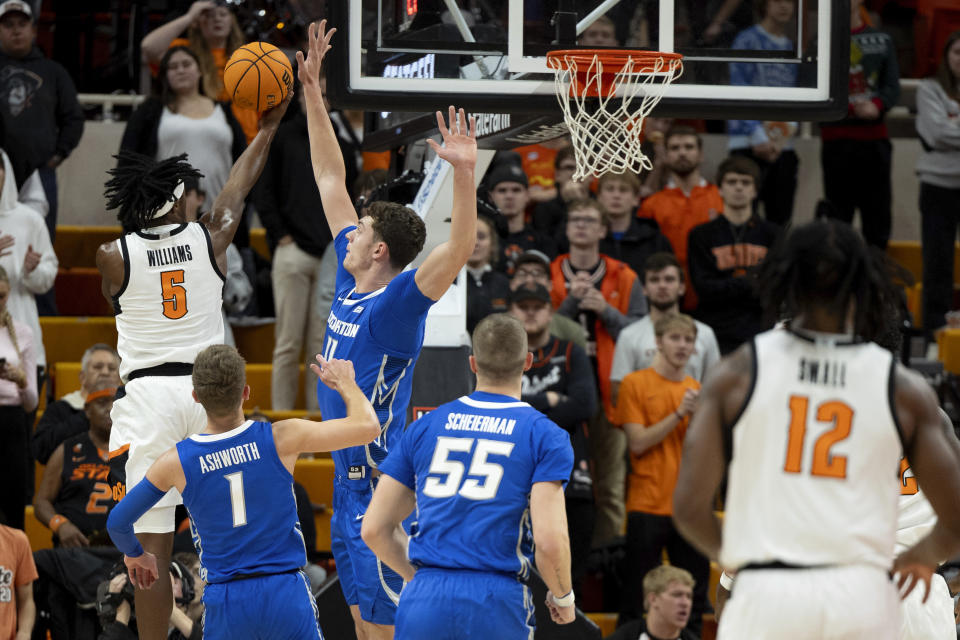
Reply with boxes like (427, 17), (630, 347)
(0, 0), (957, 638)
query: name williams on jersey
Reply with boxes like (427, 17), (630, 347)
(146, 244), (194, 268)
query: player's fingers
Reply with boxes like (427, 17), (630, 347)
(458, 107), (466, 134)
(448, 105), (457, 134)
(425, 139), (440, 154)
(468, 114), (477, 138)
(434, 110), (448, 137)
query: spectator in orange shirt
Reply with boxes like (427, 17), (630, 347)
(638, 125), (723, 310)
(549, 198), (646, 545)
(0, 521), (37, 640)
(616, 313), (709, 634)
(140, 1), (258, 143)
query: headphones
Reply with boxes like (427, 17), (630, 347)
(170, 559), (196, 606)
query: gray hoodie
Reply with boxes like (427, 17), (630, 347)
(916, 78), (960, 189)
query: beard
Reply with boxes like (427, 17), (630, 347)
(651, 297), (679, 312)
(669, 160), (696, 177)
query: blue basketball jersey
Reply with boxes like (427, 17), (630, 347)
(177, 420), (306, 583)
(378, 391), (574, 579)
(318, 226), (435, 488)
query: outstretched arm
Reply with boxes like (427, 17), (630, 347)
(204, 92), (292, 263)
(140, 1), (214, 64)
(360, 475), (417, 581)
(414, 106), (478, 301)
(273, 356), (380, 470)
(298, 20), (358, 237)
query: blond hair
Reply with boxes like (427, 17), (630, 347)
(653, 313), (697, 338)
(472, 314), (528, 383)
(192, 345), (247, 416)
(643, 565), (695, 607)
(186, 17), (246, 100)
(0, 266), (22, 362)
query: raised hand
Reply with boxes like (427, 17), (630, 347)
(426, 106), (477, 170)
(186, 0), (216, 23)
(296, 20), (337, 89)
(124, 551), (159, 591)
(260, 90), (293, 131)
(310, 354), (357, 393)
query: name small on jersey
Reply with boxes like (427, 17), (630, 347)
(797, 357), (847, 388)
(197, 442), (262, 474)
(444, 412), (517, 435)
(146, 244), (194, 268)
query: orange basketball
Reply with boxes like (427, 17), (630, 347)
(223, 42), (293, 112)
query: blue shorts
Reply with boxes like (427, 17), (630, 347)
(396, 568), (535, 640)
(203, 571), (323, 639)
(331, 480), (404, 625)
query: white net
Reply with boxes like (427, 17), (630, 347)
(547, 52), (683, 181)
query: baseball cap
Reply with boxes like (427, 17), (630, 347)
(486, 163), (528, 190)
(0, 0), (32, 20)
(514, 250), (551, 271)
(509, 283), (551, 305)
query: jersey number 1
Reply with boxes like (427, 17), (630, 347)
(783, 395), (854, 479)
(225, 471), (247, 527)
(161, 269), (188, 319)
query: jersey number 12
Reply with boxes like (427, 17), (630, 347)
(783, 395), (854, 479)
(423, 437), (515, 501)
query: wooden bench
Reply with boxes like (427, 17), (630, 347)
(41, 317), (118, 366)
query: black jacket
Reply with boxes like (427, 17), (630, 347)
(521, 335), (596, 500)
(605, 619), (698, 640)
(119, 96), (246, 167)
(32, 399), (87, 464)
(254, 111), (358, 257)
(0, 45), (84, 185)
(466, 267), (511, 335)
(687, 214), (779, 353)
(497, 226), (558, 275)
(600, 217), (674, 277)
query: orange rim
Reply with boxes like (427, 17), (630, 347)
(546, 49), (683, 73)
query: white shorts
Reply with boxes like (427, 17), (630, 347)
(109, 375), (207, 534)
(899, 572), (955, 640)
(719, 565), (900, 640)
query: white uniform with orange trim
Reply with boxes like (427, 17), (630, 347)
(896, 463), (955, 640)
(108, 222), (225, 533)
(718, 329), (903, 639)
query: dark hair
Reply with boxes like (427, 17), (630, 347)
(716, 155), (761, 186)
(756, 220), (903, 342)
(935, 30), (960, 99)
(664, 125), (702, 149)
(554, 145), (576, 169)
(105, 152), (203, 233)
(472, 314), (528, 383)
(157, 46), (205, 108)
(192, 344), (247, 416)
(642, 252), (684, 283)
(366, 201), (427, 270)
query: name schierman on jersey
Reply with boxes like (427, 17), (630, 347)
(146, 244), (194, 268)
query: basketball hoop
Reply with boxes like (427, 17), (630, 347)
(546, 49), (683, 180)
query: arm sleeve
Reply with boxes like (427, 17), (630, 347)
(916, 82), (960, 151)
(54, 66), (84, 158)
(531, 418), (574, 487)
(556, 293), (581, 320)
(369, 270), (435, 353)
(22, 213), (58, 294)
(378, 424), (417, 490)
(546, 344), (597, 428)
(107, 479), (167, 557)
(687, 228), (754, 304)
(32, 403), (87, 463)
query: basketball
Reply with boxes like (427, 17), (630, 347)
(223, 42), (293, 112)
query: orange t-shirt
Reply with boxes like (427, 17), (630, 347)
(638, 180), (722, 310)
(0, 525), (38, 639)
(617, 367), (700, 516)
(514, 144), (559, 190)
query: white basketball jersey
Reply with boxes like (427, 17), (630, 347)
(896, 458), (937, 555)
(114, 223), (225, 380)
(721, 329), (902, 571)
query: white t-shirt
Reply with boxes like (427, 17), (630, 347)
(610, 315), (721, 383)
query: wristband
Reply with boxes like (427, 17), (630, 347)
(719, 571), (735, 590)
(49, 514), (69, 533)
(551, 590), (575, 608)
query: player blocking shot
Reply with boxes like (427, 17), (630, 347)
(361, 314), (577, 639)
(298, 20), (479, 639)
(672, 220), (960, 639)
(107, 345), (380, 639)
(96, 92), (292, 639)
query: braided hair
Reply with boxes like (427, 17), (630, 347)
(105, 152), (203, 233)
(756, 220), (904, 343)
(0, 266), (21, 362)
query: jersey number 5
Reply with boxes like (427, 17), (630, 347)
(161, 269), (188, 319)
(423, 437), (515, 501)
(784, 395), (854, 479)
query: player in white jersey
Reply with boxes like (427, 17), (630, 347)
(672, 220), (960, 639)
(95, 93), (291, 640)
